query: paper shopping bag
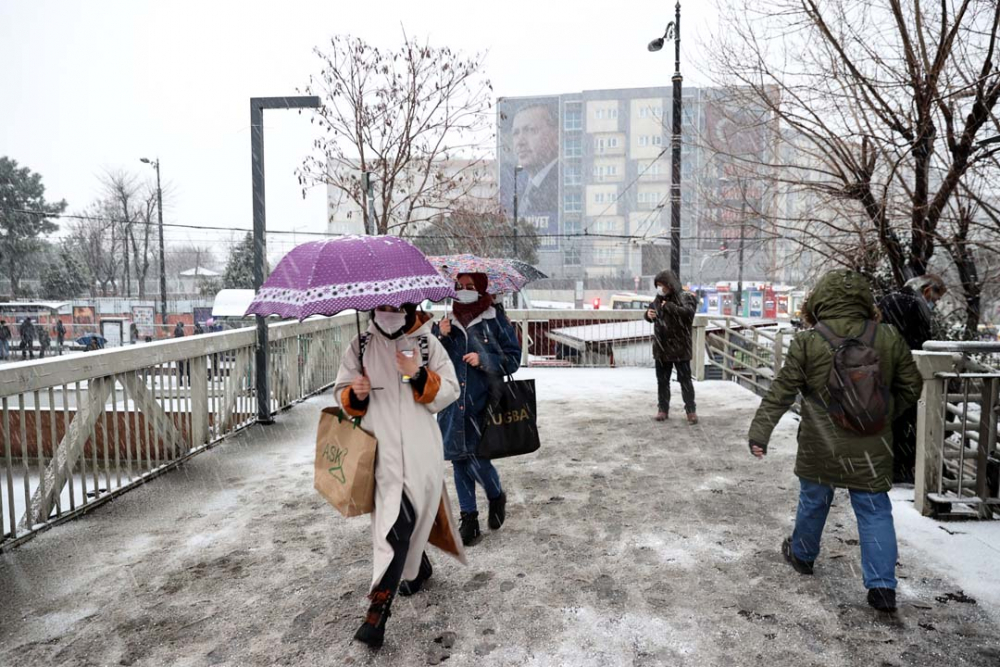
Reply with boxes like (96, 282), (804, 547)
(314, 407), (377, 517)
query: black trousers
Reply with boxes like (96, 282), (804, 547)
(892, 405), (918, 483)
(655, 359), (696, 414)
(375, 494), (417, 594)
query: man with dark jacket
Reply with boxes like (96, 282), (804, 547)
(19, 317), (36, 360)
(748, 270), (923, 613)
(55, 320), (66, 355)
(878, 274), (947, 484)
(644, 269), (699, 424)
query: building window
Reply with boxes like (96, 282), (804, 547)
(638, 136), (649, 147)
(564, 219), (582, 234)
(595, 109), (604, 120)
(564, 135), (582, 158)
(564, 163), (581, 186)
(564, 104), (582, 131)
(608, 137), (619, 149)
(607, 165), (618, 176)
(653, 135), (663, 146)
(564, 192), (582, 213)
(610, 108), (619, 119)
(594, 192), (606, 204)
(595, 137), (605, 153)
(565, 247), (582, 265)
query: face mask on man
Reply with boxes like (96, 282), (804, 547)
(925, 298), (937, 312)
(374, 310), (407, 333)
(455, 289), (481, 304)
(658, 286), (668, 297)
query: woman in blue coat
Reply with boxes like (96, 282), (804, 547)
(435, 273), (522, 545)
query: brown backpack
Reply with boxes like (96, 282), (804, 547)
(813, 320), (890, 435)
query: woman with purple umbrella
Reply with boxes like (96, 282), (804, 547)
(246, 235), (465, 650)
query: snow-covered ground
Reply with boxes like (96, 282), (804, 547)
(0, 368), (998, 666)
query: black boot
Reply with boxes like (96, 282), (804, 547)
(399, 553), (433, 597)
(867, 588), (897, 612)
(354, 588), (393, 649)
(459, 511), (481, 546)
(781, 537), (815, 575)
(488, 491), (507, 530)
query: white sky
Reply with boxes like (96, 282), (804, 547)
(0, 0), (718, 263)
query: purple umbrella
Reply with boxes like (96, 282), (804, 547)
(245, 235), (455, 320)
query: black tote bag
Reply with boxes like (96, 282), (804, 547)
(476, 377), (541, 460)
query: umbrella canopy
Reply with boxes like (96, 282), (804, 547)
(428, 254), (530, 295)
(245, 235), (455, 319)
(505, 259), (548, 282)
(76, 335), (106, 349)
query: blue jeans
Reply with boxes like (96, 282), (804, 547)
(791, 477), (898, 590)
(452, 458), (503, 514)
(0, 339), (7, 359)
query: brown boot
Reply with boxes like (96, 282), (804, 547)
(686, 412), (699, 425)
(654, 411), (668, 422)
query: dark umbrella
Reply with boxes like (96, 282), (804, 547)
(76, 335), (106, 350)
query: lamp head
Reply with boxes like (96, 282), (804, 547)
(648, 38), (664, 52)
(140, 158), (150, 164)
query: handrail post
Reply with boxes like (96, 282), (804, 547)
(773, 329), (784, 376)
(519, 311), (530, 368)
(190, 355), (209, 449)
(913, 351), (959, 516)
(693, 315), (707, 381)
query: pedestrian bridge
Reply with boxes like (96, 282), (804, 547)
(1, 314), (998, 666)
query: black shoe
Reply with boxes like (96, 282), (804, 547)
(399, 553), (433, 597)
(782, 537), (815, 575)
(459, 511), (481, 546)
(488, 492), (507, 530)
(354, 589), (393, 649)
(867, 587), (897, 612)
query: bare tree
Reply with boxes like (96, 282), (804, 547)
(68, 200), (121, 296)
(706, 0), (1000, 334)
(298, 33), (494, 236)
(100, 170), (160, 298)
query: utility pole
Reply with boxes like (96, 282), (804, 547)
(736, 196), (747, 316)
(361, 171), (376, 235)
(250, 96), (321, 424)
(512, 165), (523, 257)
(140, 157), (167, 334)
(649, 3), (683, 279)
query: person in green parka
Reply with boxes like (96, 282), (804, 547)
(747, 270), (923, 613)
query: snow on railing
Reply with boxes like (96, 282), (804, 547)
(913, 344), (1000, 520)
(0, 313), (356, 550)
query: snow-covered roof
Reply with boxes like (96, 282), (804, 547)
(212, 289), (256, 317)
(548, 320), (654, 348)
(0, 301), (68, 312)
(179, 267), (221, 277)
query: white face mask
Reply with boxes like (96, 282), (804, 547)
(658, 286), (668, 296)
(374, 310), (407, 333)
(455, 289), (480, 304)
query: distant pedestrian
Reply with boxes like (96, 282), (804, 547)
(173, 322), (185, 338)
(19, 317), (36, 360)
(38, 328), (50, 358)
(173, 322), (187, 384)
(334, 303), (464, 648)
(55, 320), (66, 355)
(747, 270), (923, 613)
(130, 322), (139, 344)
(878, 274), (947, 484)
(435, 273), (521, 546)
(194, 321), (205, 335)
(0, 320), (10, 360)
(644, 269), (699, 424)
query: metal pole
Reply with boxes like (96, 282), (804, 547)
(155, 161), (167, 334)
(251, 101), (271, 424)
(737, 197), (746, 315)
(513, 165), (522, 307)
(670, 1), (683, 279)
(249, 96), (321, 425)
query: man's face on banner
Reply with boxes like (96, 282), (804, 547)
(512, 106), (558, 172)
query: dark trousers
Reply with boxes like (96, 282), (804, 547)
(892, 405), (918, 483)
(655, 359), (696, 414)
(375, 494), (417, 594)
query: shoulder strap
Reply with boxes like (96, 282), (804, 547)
(358, 332), (372, 365)
(812, 321), (844, 350)
(418, 335), (430, 365)
(861, 320), (877, 346)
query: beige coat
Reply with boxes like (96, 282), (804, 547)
(334, 315), (466, 591)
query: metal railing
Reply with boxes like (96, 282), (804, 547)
(0, 313), (356, 550)
(694, 315), (791, 397)
(505, 309), (652, 368)
(914, 344), (1000, 520)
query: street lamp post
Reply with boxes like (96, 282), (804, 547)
(139, 157), (167, 333)
(512, 165), (523, 257)
(250, 96), (322, 424)
(649, 2), (683, 280)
